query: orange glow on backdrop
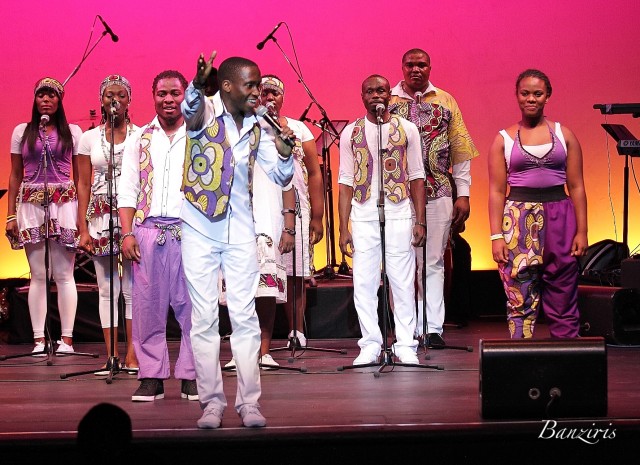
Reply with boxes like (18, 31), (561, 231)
(1, 0), (640, 279)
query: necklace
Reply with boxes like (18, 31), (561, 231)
(100, 123), (134, 174)
(515, 120), (555, 167)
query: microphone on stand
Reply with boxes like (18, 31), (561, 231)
(256, 22), (283, 50)
(414, 91), (423, 104)
(40, 114), (50, 128)
(110, 98), (120, 114)
(97, 15), (119, 42)
(256, 105), (295, 148)
(298, 101), (313, 122)
(375, 103), (385, 123)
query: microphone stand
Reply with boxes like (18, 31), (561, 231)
(338, 114), (442, 376)
(62, 105), (132, 382)
(268, 33), (351, 280)
(271, 187), (346, 362)
(1, 122), (97, 364)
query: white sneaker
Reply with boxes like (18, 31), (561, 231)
(238, 404), (266, 427)
(260, 354), (280, 370)
(286, 330), (307, 348)
(395, 348), (419, 364)
(32, 341), (47, 357)
(352, 350), (379, 366)
(224, 358), (236, 370)
(56, 340), (74, 355)
(197, 403), (224, 429)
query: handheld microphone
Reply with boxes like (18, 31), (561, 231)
(256, 22), (283, 50)
(98, 15), (119, 42)
(299, 101), (313, 122)
(40, 114), (50, 128)
(375, 103), (386, 121)
(266, 101), (277, 115)
(256, 105), (295, 148)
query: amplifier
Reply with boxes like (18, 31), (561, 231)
(578, 285), (640, 345)
(621, 257), (640, 289)
(479, 338), (607, 419)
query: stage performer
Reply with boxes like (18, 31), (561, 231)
(118, 70), (197, 402)
(6, 77), (82, 356)
(77, 74), (139, 373)
(259, 75), (324, 354)
(389, 48), (479, 349)
(338, 74), (426, 366)
(180, 51), (294, 429)
(488, 69), (587, 338)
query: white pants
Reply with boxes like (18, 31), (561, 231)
(181, 222), (261, 412)
(93, 255), (132, 328)
(415, 196), (453, 335)
(25, 241), (77, 339)
(352, 218), (417, 355)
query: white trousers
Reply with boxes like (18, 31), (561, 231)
(93, 255), (132, 328)
(181, 222), (261, 412)
(415, 196), (453, 335)
(25, 241), (77, 339)
(352, 218), (417, 355)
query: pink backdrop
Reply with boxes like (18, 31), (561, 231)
(2, 0), (640, 278)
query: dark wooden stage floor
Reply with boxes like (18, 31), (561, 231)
(1, 315), (640, 463)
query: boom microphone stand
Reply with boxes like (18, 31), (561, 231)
(271, 187), (346, 362)
(1, 119), (98, 364)
(337, 110), (442, 377)
(62, 102), (134, 382)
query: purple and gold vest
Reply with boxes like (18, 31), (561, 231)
(182, 116), (260, 219)
(351, 115), (409, 204)
(134, 125), (156, 224)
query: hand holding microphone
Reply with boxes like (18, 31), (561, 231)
(256, 105), (295, 150)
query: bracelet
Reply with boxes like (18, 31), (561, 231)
(415, 222), (427, 228)
(283, 227), (296, 236)
(119, 231), (135, 247)
(281, 208), (296, 215)
(6, 215), (17, 224)
(490, 233), (504, 241)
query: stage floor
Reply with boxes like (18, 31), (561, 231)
(1, 319), (639, 463)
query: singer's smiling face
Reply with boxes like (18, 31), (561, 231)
(35, 90), (59, 117)
(361, 76), (390, 118)
(102, 84), (130, 120)
(153, 77), (185, 125)
(222, 65), (262, 116)
(260, 88), (283, 116)
(402, 51), (431, 93)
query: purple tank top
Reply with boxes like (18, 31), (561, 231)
(21, 129), (72, 184)
(507, 123), (567, 188)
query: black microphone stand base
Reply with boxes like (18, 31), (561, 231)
(415, 333), (473, 353)
(337, 348), (443, 377)
(60, 354), (136, 383)
(1, 342), (99, 365)
(271, 335), (347, 363)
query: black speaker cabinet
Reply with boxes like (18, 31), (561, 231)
(621, 257), (640, 290)
(479, 338), (607, 419)
(578, 285), (640, 345)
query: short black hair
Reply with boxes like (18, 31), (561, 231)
(516, 69), (553, 97)
(402, 48), (430, 64)
(152, 70), (188, 94)
(218, 57), (259, 85)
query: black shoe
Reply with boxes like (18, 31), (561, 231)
(427, 333), (446, 349)
(181, 379), (199, 401)
(131, 378), (164, 402)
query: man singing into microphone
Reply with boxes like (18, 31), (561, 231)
(180, 51), (294, 429)
(338, 75), (426, 365)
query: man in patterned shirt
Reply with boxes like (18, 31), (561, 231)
(389, 48), (479, 348)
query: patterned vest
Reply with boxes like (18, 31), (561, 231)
(182, 116), (260, 219)
(351, 115), (409, 203)
(134, 125), (156, 224)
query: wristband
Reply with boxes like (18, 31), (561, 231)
(281, 208), (296, 215)
(283, 227), (296, 236)
(415, 222), (427, 228)
(119, 231), (135, 247)
(490, 233), (504, 241)
(6, 215), (17, 224)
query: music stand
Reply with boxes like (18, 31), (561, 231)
(601, 123), (639, 254)
(312, 119), (352, 280)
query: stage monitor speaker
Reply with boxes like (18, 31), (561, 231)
(578, 285), (640, 345)
(621, 257), (640, 290)
(479, 337), (607, 420)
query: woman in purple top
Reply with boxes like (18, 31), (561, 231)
(6, 77), (83, 355)
(488, 69), (588, 339)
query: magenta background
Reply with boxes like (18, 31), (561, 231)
(1, 0), (640, 277)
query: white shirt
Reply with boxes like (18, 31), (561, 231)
(180, 84), (294, 244)
(338, 116), (424, 222)
(117, 117), (186, 219)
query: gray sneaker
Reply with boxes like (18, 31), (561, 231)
(197, 403), (224, 429)
(238, 404), (266, 427)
